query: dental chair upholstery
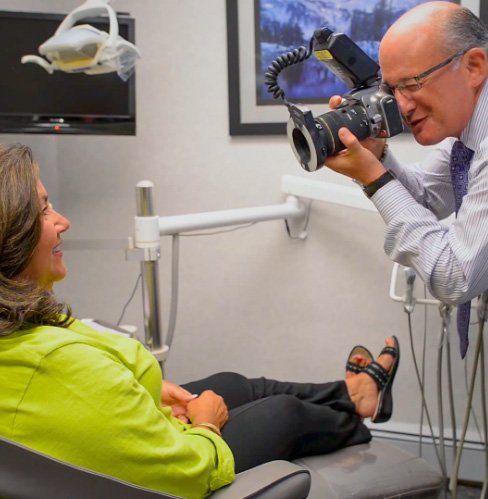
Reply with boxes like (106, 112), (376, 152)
(0, 434), (443, 499)
(0, 435), (310, 499)
(295, 439), (444, 498)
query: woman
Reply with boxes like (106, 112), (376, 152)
(0, 144), (399, 499)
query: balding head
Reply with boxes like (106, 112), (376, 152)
(385, 2), (459, 33)
(380, 2), (488, 64)
(381, 2), (461, 59)
(378, 2), (488, 145)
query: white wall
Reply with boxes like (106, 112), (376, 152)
(1, 1), (485, 453)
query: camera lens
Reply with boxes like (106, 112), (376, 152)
(287, 102), (373, 172)
(291, 127), (311, 166)
(316, 104), (371, 156)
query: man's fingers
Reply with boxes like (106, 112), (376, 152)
(338, 128), (361, 152)
(329, 95), (343, 109)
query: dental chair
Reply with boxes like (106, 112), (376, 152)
(0, 433), (443, 499)
(0, 435), (310, 499)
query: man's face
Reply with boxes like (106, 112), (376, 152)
(379, 37), (474, 145)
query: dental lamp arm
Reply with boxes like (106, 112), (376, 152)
(55, 0), (118, 45)
(20, 55), (54, 73)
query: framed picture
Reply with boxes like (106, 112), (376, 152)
(226, 0), (477, 136)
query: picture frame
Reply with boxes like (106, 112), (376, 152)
(226, 0), (481, 136)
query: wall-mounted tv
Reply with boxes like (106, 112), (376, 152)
(0, 10), (136, 135)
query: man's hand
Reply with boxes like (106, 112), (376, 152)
(325, 96), (387, 184)
(325, 128), (386, 185)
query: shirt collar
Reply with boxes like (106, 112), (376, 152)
(460, 78), (488, 151)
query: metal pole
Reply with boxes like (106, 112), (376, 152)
(136, 181), (162, 351)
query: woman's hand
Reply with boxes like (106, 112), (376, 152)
(187, 390), (229, 431)
(161, 380), (196, 423)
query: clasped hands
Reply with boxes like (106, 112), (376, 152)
(161, 380), (228, 430)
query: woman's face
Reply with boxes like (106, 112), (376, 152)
(20, 181), (71, 289)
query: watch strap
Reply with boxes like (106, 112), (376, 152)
(363, 170), (395, 198)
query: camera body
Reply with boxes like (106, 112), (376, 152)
(287, 28), (404, 172)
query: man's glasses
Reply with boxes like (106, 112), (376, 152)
(382, 51), (465, 97)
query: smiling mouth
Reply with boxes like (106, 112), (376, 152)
(407, 116), (426, 130)
(52, 242), (63, 255)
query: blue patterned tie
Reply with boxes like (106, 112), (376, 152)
(449, 140), (474, 358)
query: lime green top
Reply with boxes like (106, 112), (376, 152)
(0, 319), (235, 499)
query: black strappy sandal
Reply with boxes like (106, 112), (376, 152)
(363, 336), (400, 424)
(345, 345), (373, 375)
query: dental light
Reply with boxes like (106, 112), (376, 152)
(20, 0), (140, 81)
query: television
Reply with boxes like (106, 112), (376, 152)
(0, 10), (136, 135)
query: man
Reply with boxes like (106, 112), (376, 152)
(325, 1), (488, 356)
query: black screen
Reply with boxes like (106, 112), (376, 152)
(0, 10), (136, 135)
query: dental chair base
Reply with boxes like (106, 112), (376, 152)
(295, 439), (444, 498)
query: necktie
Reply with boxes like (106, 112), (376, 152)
(449, 140), (474, 358)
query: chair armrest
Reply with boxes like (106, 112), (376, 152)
(211, 460), (310, 499)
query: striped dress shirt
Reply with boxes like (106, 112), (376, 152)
(371, 79), (488, 306)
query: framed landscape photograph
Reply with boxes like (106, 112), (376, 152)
(227, 0), (479, 135)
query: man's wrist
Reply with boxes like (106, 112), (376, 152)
(362, 170), (395, 198)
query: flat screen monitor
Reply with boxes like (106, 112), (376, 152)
(0, 10), (136, 135)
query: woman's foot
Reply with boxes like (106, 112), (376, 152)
(345, 337), (399, 420)
(345, 345), (373, 379)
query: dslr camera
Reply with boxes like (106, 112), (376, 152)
(265, 28), (404, 172)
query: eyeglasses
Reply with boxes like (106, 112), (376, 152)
(382, 51), (465, 97)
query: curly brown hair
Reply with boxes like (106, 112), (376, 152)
(0, 144), (72, 335)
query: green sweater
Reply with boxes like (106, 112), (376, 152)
(0, 319), (235, 499)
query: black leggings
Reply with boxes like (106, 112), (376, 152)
(182, 372), (371, 473)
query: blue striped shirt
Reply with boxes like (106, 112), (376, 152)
(371, 79), (488, 306)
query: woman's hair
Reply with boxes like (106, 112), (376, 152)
(0, 144), (72, 335)
(443, 6), (488, 54)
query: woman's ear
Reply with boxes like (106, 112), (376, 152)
(464, 47), (488, 89)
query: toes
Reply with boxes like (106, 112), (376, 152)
(346, 355), (367, 380)
(351, 354), (372, 368)
(351, 354), (363, 366)
(376, 337), (397, 373)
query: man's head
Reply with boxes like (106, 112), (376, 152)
(379, 1), (488, 145)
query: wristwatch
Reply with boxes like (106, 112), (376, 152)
(363, 170), (395, 198)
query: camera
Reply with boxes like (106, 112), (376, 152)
(265, 28), (404, 172)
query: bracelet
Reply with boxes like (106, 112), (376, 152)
(194, 422), (222, 436)
(379, 143), (389, 163)
(363, 170), (395, 198)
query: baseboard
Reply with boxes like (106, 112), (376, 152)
(368, 422), (486, 483)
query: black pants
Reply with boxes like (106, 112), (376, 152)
(182, 372), (371, 473)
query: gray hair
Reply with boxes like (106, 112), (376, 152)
(443, 7), (488, 54)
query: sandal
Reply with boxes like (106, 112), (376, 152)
(363, 336), (400, 424)
(345, 345), (373, 375)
